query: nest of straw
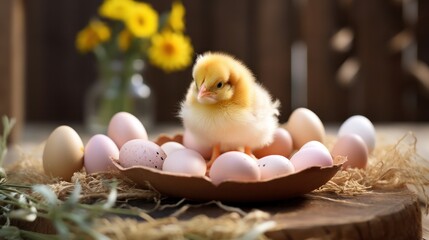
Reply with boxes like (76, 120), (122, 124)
(4, 132), (429, 239)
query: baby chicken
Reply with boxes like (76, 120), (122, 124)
(179, 52), (280, 166)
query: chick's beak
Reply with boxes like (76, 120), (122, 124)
(197, 84), (217, 104)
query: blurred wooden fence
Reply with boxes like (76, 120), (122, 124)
(24, 0), (429, 125)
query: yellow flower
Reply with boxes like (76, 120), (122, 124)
(118, 29), (132, 52)
(125, 3), (158, 38)
(148, 31), (193, 72)
(99, 0), (133, 20)
(168, 1), (185, 32)
(76, 20), (111, 52)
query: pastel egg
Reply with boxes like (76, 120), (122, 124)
(301, 141), (331, 156)
(290, 147), (333, 172)
(209, 151), (260, 186)
(108, 112), (148, 149)
(285, 108), (325, 150)
(257, 155), (295, 180)
(253, 128), (293, 158)
(84, 134), (119, 174)
(119, 139), (166, 170)
(331, 134), (368, 169)
(161, 141), (186, 156)
(183, 130), (212, 159)
(42, 126), (84, 181)
(163, 149), (207, 176)
(338, 115), (375, 152)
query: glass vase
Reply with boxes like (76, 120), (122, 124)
(85, 59), (155, 134)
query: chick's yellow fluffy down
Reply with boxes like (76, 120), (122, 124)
(179, 52), (280, 151)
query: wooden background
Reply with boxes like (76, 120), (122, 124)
(22, 0), (429, 125)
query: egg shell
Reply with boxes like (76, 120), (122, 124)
(253, 128), (293, 158)
(338, 115), (375, 152)
(42, 126), (84, 181)
(119, 139), (166, 170)
(209, 151), (260, 186)
(108, 112), (148, 149)
(161, 141), (186, 156)
(290, 147), (333, 172)
(84, 134), (119, 174)
(183, 130), (212, 159)
(331, 134), (368, 169)
(258, 155), (295, 180)
(163, 149), (207, 176)
(301, 140), (331, 156)
(285, 108), (325, 150)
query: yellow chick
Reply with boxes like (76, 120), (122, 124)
(179, 52), (280, 166)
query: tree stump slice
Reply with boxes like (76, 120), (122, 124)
(265, 188), (421, 240)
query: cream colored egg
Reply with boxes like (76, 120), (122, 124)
(285, 108), (325, 150)
(42, 126), (84, 181)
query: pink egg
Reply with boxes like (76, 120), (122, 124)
(290, 148), (333, 172)
(209, 151), (260, 186)
(258, 155), (295, 180)
(119, 139), (166, 170)
(108, 112), (148, 149)
(84, 134), (119, 174)
(163, 149), (207, 176)
(183, 130), (212, 159)
(301, 141), (331, 156)
(331, 134), (368, 169)
(253, 128), (293, 158)
(161, 141), (186, 156)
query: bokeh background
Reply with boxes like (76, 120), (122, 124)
(1, 0), (429, 140)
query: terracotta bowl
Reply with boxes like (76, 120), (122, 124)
(111, 134), (344, 202)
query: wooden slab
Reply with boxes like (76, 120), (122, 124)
(13, 188), (421, 239)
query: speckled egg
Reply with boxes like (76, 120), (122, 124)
(84, 134), (119, 174)
(163, 149), (207, 176)
(42, 126), (84, 181)
(108, 112), (148, 149)
(258, 155), (295, 180)
(119, 139), (166, 170)
(209, 151), (260, 185)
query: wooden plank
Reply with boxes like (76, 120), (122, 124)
(0, 0), (25, 142)
(304, 0), (350, 122)
(253, 0), (292, 123)
(354, 0), (404, 121)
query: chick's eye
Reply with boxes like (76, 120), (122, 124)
(216, 82), (223, 88)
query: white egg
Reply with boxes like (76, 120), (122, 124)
(285, 108), (325, 150)
(161, 141), (186, 156)
(162, 149), (206, 176)
(338, 115), (375, 152)
(257, 155), (295, 180)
